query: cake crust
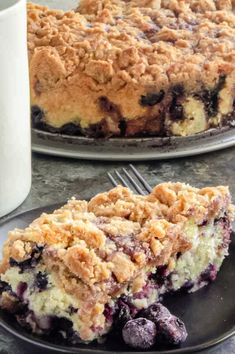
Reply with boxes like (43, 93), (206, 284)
(28, 0), (235, 137)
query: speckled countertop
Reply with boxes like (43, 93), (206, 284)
(0, 146), (235, 354)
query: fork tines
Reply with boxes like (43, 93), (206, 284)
(108, 164), (152, 195)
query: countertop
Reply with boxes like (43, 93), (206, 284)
(0, 147), (235, 354)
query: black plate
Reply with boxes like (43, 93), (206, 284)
(0, 204), (234, 354)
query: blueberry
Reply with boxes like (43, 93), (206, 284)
(35, 272), (48, 291)
(9, 245), (44, 273)
(138, 302), (171, 323)
(99, 96), (117, 113)
(169, 85), (185, 121)
(151, 265), (169, 286)
(31, 105), (44, 127)
(118, 119), (126, 136)
(104, 304), (114, 323)
(122, 318), (157, 349)
(140, 90), (165, 106)
(182, 280), (194, 292)
(0, 280), (12, 294)
(195, 75), (226, 117)
(199, 220), (208, 227)
(0, 280), (19, 308)
(157, 315), (188, 345)
(172, 85), (184, 97)
(55, 317), (73, 332)
(16, 282), (27, 299)
(83, 120), (108, 138)
(51, 317), (75, 340)
(114, 301), (132, 332)
(170, 103), (184, 120)
(176, 252), (182, 259)
(200, 264), (217, 282)
(60, 123), (81, 136)
(117, 296), (139, 317)
(17, 311), (35, 331)
(68, 306), (78, 315)
(0, 280), (27, 314)
(199, 89), (218, 117)
(115, 303), (132, 328)
(31, 105), (81, 136)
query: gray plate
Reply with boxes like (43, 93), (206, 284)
(32, 126), (235, 161)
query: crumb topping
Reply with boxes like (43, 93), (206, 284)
(28, 0), (235, 94)
(62, 243), (112, 285)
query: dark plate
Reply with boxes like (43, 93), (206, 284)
(0, 204), (234, 353)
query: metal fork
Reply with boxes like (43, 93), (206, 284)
(108, 164), (152, 195)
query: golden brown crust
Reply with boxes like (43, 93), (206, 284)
(28, 1), (235, 136)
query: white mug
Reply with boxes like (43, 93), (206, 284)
(0, 0), (31, 217)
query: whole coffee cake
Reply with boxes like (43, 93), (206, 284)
(28, 0), (235, 138)
(0, 183), (234, 344)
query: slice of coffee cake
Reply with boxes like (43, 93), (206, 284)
(0, 183), (234, 343)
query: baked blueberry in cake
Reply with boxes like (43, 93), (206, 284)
(28, 0), (235, 138)
(0, 182), (234, 347)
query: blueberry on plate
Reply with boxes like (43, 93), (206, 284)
(138, 302), (171, 323)
(157, 315), (188, 345)
(122, 317), (157, 349)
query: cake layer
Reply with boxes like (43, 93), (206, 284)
(0, 183), (234, 343)
(28, 1), (235, 137)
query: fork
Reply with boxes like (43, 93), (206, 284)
(108, 164), (152, 195)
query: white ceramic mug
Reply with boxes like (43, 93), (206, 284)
(0, 0), (31, 217)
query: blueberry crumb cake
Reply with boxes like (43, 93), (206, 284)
(28, 0), (235, 138)
(0, 182), (234, 348)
